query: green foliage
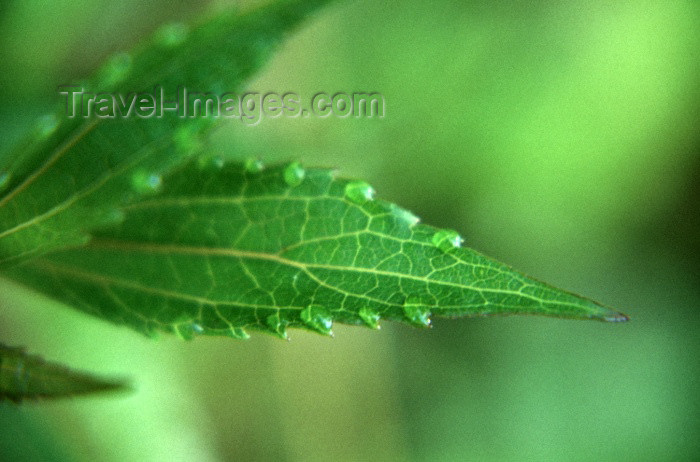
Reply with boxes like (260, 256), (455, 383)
(0, 0), (629, 401)
(0, 343), (125, 402)
(0, 0), (331, 266)
(8, 160), (627, 341)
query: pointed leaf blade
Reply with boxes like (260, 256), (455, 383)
(4, 160), (628, 339)
(0, 0), (333, 266)
(0, 344), (127, 402)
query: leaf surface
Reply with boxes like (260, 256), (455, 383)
(5, 160), (628, 339)
(0, 0), (332, 266)
(0, 343), (126, 402)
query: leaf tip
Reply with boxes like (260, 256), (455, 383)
(0, 343), (132, 402)
(601, 311), (630, 322)
(579, 297), (630, 323)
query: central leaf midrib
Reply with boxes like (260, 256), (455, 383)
(72, 238), (569, 309)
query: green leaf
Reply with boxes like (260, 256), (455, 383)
(0, 343), (127, 402)
(4, 159), (628, 340)
(0, 0), (332, 267)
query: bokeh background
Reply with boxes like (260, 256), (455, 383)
(0, 1), (698, 460)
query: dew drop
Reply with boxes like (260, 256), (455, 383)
(403, 296), (432, 328)
(228, 327), (250, 340)
(191, 323), (204, 334)
(197, 154), (225, 170)
(155, 22), (189, 48)
(393, 206), (420, 226)
(0, 171), (11, 192)
(103, 208), (126, 225)
(73, 233), (91, 248)
(100, 52), (132, 88)
(174, 125), (203, 155)
(359, 307), (381, 330)
(244, 158), (264, 174)
(131, 170), (162, 194)
(344, 180), (375, 205)
(283, 161), (305, 187)
(431, 229), (463, 252)
(265, 314), (289, 340)
(300, 305), (333, 336)
(35, 114), (59, 139)
(144, 323), (161, 340)
(174, 323), (195, 341)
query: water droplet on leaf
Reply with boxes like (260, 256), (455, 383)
(394, 207), (420, 226)
(197, 154), (225, 170)
(431, 229), (463, 252)
(283, 162), (305, 187)
(403, 296), (432, 328)
(228, 327), (250, 339)
(144, 324), (161, 340)
(266, 314), (288, 340)
(300, 305), (333, 336)
(244, 158), (264, 174)
(174, 324), (194, 341)
(35, 114), (59, 139)
(344, 181), (375, 204)
(131, 170), (162, 194)
(0, 171), (11, 192)
(174, 125), (203, 155)
(103, 208), (126, 225)
(100, 52), (132, 88)
(359, 307), (381, 329)
(155, 22), (189, 48)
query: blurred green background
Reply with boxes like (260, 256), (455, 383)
(0, 0), (698, 460)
